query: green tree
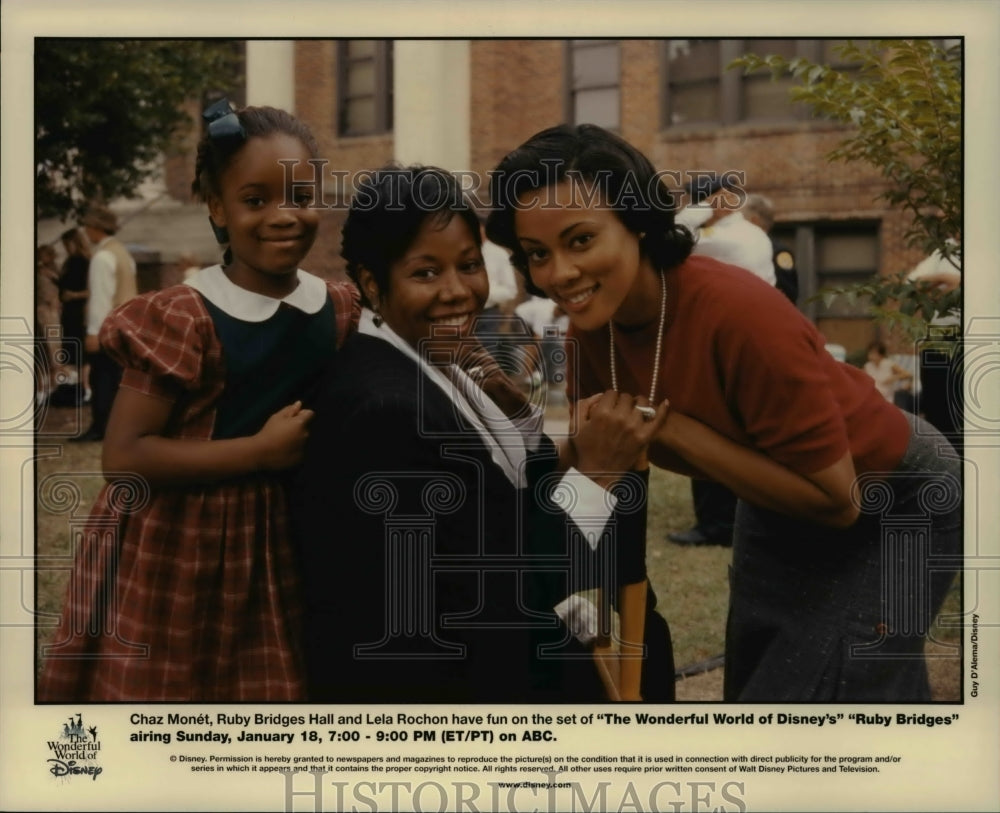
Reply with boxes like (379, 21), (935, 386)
(732, 39), (961, 336)
(35, 39), (241, 221)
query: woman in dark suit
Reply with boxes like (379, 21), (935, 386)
(291, 165), (675, 703)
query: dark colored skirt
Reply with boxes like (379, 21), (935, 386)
(724, 413), (961, 702)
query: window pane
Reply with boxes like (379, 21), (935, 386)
(347, 39), (377, 59)
(666, 40), (721, 126)
(665, 39), (720, 81)
(345, 97), (376, 133)
(743, 74), (795, 120)
(818, 233), (878, 271)
(574, 87), (620, 129)
(815, 228), (878, 318)
(347, 60), (375, 96)
(572, 42), (620, 88)
(338, 40), (391, 136)
(668, 83), (720, 125)
(739, 41), (797, 121)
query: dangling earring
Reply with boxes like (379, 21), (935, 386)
(368, 289), (383, 326)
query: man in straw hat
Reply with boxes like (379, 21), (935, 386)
(72, 204), (137, 442)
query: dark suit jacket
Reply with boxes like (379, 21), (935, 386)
(291, 333), (636, 702)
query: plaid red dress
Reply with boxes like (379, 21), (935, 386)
(39, 275), (359, 702)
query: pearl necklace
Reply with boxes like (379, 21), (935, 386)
(609, 270), (667, 420)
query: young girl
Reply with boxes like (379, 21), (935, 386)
(486, 124), (961, 702)
(39, 102), (359, 702)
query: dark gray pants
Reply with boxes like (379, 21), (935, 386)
(724, 413), (962, 702)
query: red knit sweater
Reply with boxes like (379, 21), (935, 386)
(567, 255), (911, 478)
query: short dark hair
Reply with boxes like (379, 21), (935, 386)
(191, 105), (319, 202)
(341, 164), (482, 308)
(485, 124), (694, 295)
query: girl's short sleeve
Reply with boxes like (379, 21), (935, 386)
(325, 280), (361, 349)
(100, 289), (212, 401)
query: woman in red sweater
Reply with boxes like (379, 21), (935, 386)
(486, 124), (961, 702)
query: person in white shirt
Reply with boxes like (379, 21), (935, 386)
(675, 190), (775, 285)
(73, 204), (137, 442)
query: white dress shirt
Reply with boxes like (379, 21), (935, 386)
(677, 208), (776, 286)
(85, 238), (118, 336)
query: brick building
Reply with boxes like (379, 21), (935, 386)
(148, 39), (938, 355)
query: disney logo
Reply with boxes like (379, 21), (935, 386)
(48, 759), (102, 780)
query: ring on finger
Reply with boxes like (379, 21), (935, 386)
(635, 405), (656, 421)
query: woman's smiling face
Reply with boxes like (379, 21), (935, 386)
(513, 180), (650, 331)
(369, 213), (488, 351)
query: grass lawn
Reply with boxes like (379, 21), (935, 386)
(34, 403), (960, 701)
(34, 409), (110, 662)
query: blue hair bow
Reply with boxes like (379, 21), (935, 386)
(202, 97), (245, 144)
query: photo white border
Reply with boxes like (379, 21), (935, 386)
(3, 2), (998, 811)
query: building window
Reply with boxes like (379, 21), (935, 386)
(567, 40), (620, 130)
(813, 225), (880, 319)
(663, 39), (874, 128)
(740, 39), (800, 122)
(663, 39), (722, 127)
(338, 40), (393, 136)
(780, 221), (880, 353)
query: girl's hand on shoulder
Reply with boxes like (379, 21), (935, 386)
(255, 401), (315, 470)
(573, 391), (669, 489)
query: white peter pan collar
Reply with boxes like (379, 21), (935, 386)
(185, 265), (327, 322)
